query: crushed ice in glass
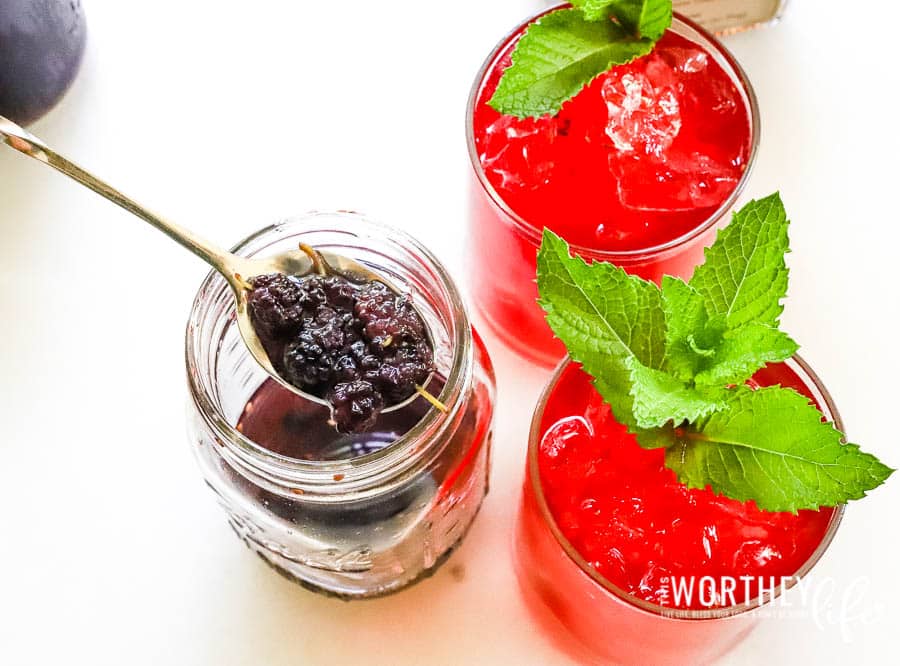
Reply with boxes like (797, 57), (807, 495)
(603, 46), (743, 212)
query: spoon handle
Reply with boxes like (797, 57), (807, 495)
(0, 115), (238, 279)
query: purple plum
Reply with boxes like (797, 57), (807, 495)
(0, 0), (86, 125)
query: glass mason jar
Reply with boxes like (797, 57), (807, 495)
(465, 5), (760, 367)
(514, 356), (844, 665)
(186, 212), (496, 599)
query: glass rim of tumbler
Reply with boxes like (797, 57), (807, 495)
(185, 211), (474, 496)
(525, 355), (846, 621)
(465, 4), (762, 261)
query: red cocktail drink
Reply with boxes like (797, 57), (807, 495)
(467, 6), (758, 366)
(515, 357), (843, 664)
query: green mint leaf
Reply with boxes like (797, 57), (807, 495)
(663, 386), (894, 512)
(661, 276), (713, 381)
(488, 9), (653, 118)
(689, 193), (790, 331)
(694, 323), (799, 387)
(572, 1), (673, 39)
(633, 425), (678, 451)
(571, 1), (629, 23)
(537, 229), (666, 427)
(626, 357), (725, 429)
(633, 0), (673, 40)
(664, 197), (795, 391)
(568, 0), (603, 20)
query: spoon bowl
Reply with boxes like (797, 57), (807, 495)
(230, 246), (437, 415)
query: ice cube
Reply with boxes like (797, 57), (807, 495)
(657, 46), (709, 75)
(731, 540), (784, 573)
(540, 415), (594, 460)
(589, 547), (629, 584)
(480, 114), (559, 191)
(658, 45), (738, 115)
(609, 150), (741, 212)
(602, 58), (682, 157)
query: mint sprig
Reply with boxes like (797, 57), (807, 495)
(488, 1), (672, 118)
(536, 193), (894, 512)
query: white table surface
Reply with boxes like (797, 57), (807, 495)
(2, 1), (898, 664)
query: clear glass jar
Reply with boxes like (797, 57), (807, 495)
(186, 212), (496, 599)
(515, 356), (844, 664)
(466, 6), (760, 367)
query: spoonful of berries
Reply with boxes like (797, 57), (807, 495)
(0, 115), (445, 432)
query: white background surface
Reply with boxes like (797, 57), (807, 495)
(1, 1), (898, 664)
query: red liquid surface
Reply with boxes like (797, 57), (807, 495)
(536, 362), (834, 610)
(468, 23), (752, 365)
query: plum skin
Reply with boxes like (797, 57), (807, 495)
(0, 0), (87, 125)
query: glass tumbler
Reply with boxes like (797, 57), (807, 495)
(514, 356), (844, 664)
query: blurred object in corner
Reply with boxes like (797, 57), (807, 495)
(675, 0), (788, 34)
(0, 0), (87, 125)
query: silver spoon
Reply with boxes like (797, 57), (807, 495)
(0, 115), (445, 417)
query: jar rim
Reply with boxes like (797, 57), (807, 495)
(185, 211), (474, 491)
(464, 4), (762, 261)
(526, 355), (846, 620)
